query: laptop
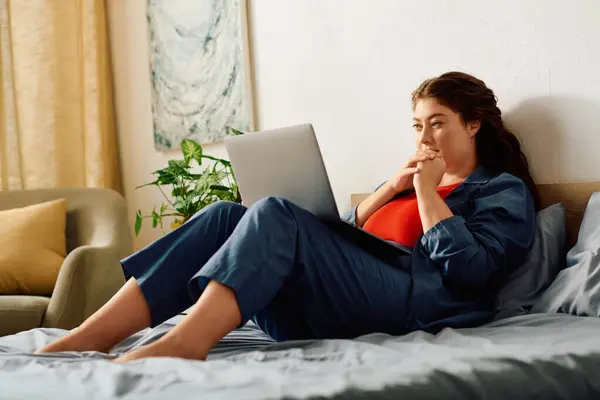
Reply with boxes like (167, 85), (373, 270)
(223, 123), (412, 266)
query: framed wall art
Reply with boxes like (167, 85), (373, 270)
(147, 0), (256, 149)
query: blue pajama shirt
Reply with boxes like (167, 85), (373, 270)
(121, 167), (536, 340)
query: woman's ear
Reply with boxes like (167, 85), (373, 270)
(467, 120), (481, 137)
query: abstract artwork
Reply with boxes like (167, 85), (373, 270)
(147, 0), (254, 149)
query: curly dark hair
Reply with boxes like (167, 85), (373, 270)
(411, 71), (540, 209)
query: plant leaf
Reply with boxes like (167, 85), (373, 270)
(218, 159), (231, 167)
(174, 199), (187, 214)
(168, 159), (187, 169)
(229, 126), (245, 136)
(135, 210), (143, 236)
(155, 169), (178, 185)
(209, 184), (232, 192)
(152, 207), (159, 228)
(194, 172), (218, 195)
(167, 160), (191, 176)
(230, 184), (242, 203)
(170, 164), (193, 181)
(181, 139), (203, 165)
(172, 186), (189, 197)
(135, 180), (159, 189)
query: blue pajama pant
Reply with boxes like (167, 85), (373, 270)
(121, 197), (412, 341)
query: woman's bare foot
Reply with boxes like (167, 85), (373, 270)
(114, 281), (241, 363)
(35, 327), (113, 354)
(112, 335), (206, 363)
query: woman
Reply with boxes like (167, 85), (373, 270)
(37, 72), (537, 362)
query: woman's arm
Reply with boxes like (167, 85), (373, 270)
(354, 182), (398, 227)
(419, 174), (536, 288)
(413, 155), (454, 232)
(413, 157), (536, 287)
(415, 184), (454, 232)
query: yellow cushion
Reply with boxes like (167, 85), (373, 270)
(0, 199), (67, 295)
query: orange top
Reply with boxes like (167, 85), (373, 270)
(363, 182), (462, 248)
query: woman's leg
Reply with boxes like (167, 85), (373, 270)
(36, 278), (151, 353)
(114, 280), (241, 362)
(114, 196), (411, 362)
(36, 201), (248, 354)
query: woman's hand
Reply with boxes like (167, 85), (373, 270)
(413, 156), (451, 233)
(355, 150), (442, 227)
(388, 150), (441, 193)
(413, 156), (446, 193)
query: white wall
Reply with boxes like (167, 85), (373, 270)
(108, 0), (600, 250)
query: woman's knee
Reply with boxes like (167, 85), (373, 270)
(208, 200), (247, 213)
(189, 201), (247, 221)
(250, 196), (293, 213)
(249, 196), (320, 233)
(249, 196), (300, 221)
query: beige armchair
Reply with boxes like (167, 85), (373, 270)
(0, 188), (132, 336)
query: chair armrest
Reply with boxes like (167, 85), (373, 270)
(41, 245), (126, 329)
(41, 188), (132, 330)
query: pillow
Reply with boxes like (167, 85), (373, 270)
(0, 198), (67, 295)
(532, 193), (600, 316)
(494, 203), (567, 320)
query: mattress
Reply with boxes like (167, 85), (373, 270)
(1, 313), (600, 399)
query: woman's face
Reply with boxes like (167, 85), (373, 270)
(412, 97), (480, 172)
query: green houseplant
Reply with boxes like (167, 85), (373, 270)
(134, 130), (243, 236)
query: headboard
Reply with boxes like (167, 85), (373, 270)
(351, 182), (600, 248)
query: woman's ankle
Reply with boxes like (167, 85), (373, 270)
(36, 326), (114, 354)
(163, 332), (210, 360)
(74, 326), (118, 353)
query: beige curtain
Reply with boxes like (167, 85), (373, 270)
(0, 0), (120, 191)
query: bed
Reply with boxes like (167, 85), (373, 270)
(1, 181), (600, 399)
